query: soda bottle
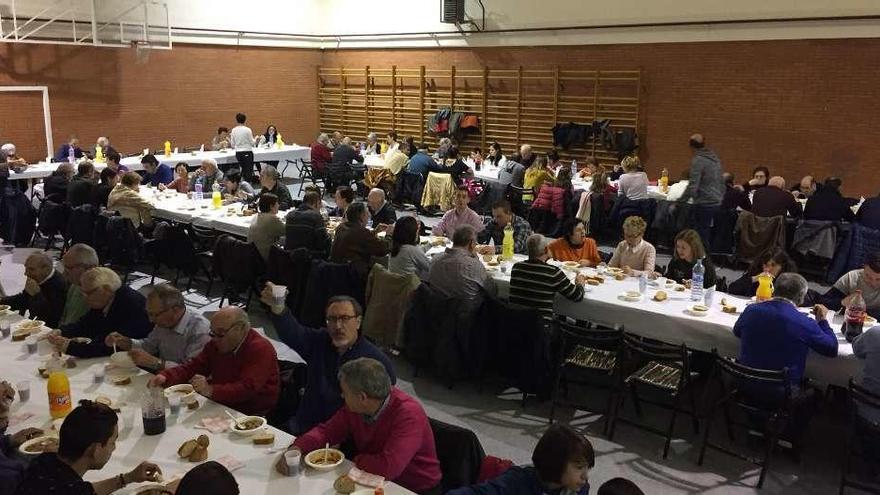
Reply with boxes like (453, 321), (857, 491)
(502, 224), (514, 261)
(164, 140), (172, 157)
(844, 290), (866, 343)
(212, 182), (222, 209)
(690, 258), (705, 302)
(47, 371), (72, 419)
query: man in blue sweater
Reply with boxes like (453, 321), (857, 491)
(406, 144), (438, 179)
(260, 284), (396, 435)
(733, 272), (838, 443)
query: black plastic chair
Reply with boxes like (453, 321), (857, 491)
(65, 204), (98, 249)
(266, 245), (312, 319)
(296, 158), (325, 195)
(506, 184), (533, 218)
(430, 418), (486, 493)
(104, 216), (143, 283)
(213, 235), (265, 310)
(608, 333), (701, 459)
(31, 199), (70, 251)
(149, 224), (213, 292)
(838, 379), (880, 494)
(696, 350), (791, 489)
(549, 317), (624, 436)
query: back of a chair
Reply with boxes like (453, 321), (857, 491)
(487, 298), (554, 396)
(266, 245), (312, 318)
(38, 200), (70, 236)
(213, 235), (265, 289)
(105, 216), (141, 266)
(156, 224), (199, 272)
(396, 172), (426, 208)
(848, 378), (880, 428)
(735, 211), (785, 263)
(187, 224), (219, 254)
(711, 350), (791, 412)
(429, 418), (486, 492)
(555, 317), (624, 352)
(362, 263), (420, 348)
(66, 204), (98, 245)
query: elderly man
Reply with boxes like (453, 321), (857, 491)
(49, 267), (151, 358)
(261, 287), (396, 434)
(791, 175), (818, 200)
(366, 188), (396, 229)
(140, 154), (173, 187)
(15, 400), (161, 494)
(67, 161), (97, 207)
(363, 132), (381, 155)
(255, 165), (293, 210)
(751, 176), (802, 218)
(108, 172), (154, 229)
(518, 144), (535, 167)
(330, 201), (389, 275)
(59, 244), (99, 326)
(285, 190), (331, 256)
(0, 381), (44, 492)
(679, 133), (724, 249)
(330, 131), (344, 149)
(189, 158), (224, 192)
(310, 132), (333, 177)
(733, 273), (837, 441)
(149, 306), (280, 416)
(510, 235), (586, 319)
(429, 225), (497, 315)
(821, 253), (880, 317)
(328, 137), (364, 191)
(432, 186), (484, 237)
(476, 200), (533, 255)
(104, 284), (210, 371)
(279, 358), (441, 494)
(54, 135), (83, 162)
(93, 136), (117, 158)
(0, 252), (67, 328)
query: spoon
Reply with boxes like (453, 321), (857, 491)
(224, 409), (244, 429)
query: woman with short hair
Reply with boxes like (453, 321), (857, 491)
(617, 155), (649, 201)
(548, 218), (601, 266)
(608, 216), (656, 276)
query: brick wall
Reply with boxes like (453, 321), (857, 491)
(2, 38), (879, 195)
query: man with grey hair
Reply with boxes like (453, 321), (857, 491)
(364, 132), (380, 155)
(310, 132), (333, 178)
(255, 165), (293, 210)
(59, 244), (99, 325)
(734, 272), (838, 387)
(282, 358), (441, 493)
(428, 224), (496, 315)
(518, 143), (535, 167)
(509, 234), (586, 319)
(149, 306), (280, 416)
(105, 284), (210, 371)
(366, 187), (396, 230)
(1, 252), (67, 327)
(93, 136), (116, 158)
(190, 158), (224, 192)
(49, 267), (151, 358)
(1, 143), (27, 169)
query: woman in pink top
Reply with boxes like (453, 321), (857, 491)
(159, 162), (190, 194)
(608, 215), (656, 276)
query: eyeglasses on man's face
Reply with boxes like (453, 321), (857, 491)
(326, 314), (358, 326)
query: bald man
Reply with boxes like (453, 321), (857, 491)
(1, 252), (67, 327)
(366, 188), (397, 230)
(148, 307), (280, 416)
(752, 175), (803, 218)
(680, 133), (724, 248)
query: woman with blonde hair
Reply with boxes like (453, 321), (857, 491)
(664, 228), (717, 287)
(617, 155), (649, 201)
(609, 216), (656, 276)
(523, 155), (554, 201)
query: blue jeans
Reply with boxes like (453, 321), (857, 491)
(690, 205), (719, 251)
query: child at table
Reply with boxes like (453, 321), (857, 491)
(158, 162), (190, 194)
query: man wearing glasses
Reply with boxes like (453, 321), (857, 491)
(148, 306), (280, 417)
(58, 244), (99, 326)
(260, 283), (396, 435)
(104, 284), (210, 371)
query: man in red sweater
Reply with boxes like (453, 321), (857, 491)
(148, 307), (280, 416)
(277, 358), (441, 494)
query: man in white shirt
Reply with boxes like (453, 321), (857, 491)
(105, 284), (210, 371)
(229, 112), (257, 181)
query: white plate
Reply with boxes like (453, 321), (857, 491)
(304, 448), (345, 471)
(686, 306), (710, 317)
(618, 291), (642, 302)
(229, 415), (267, 436)
(19, 435), (59, 456)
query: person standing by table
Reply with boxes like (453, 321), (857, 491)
(733, 273), (837, 442)
(0, 252), (67, 328)
(149, 306), (280, 417)
(261, 288), (396, 434)
(432, 186), (484, 238)
(278, 358), (441, 494)
(49, 267), (151, 358)
(230, 113), (257, 180)
(664, 228), (716, 288)
(247, 194), (285, 261)
(140, 154), (173, 187)
(679, 133), (724, 249)
(609, 216), (656, 277)
(14, 400), (162, 495)
(104, 284), (211, 372)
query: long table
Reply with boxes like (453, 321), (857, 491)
(8, 146), (310, 181)
(0, 256), (410, 494)
(423, 246), (860, 387)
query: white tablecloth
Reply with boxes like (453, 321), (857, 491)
(423, 246), (860, 387)
(0, 280), (410, 494)
(8, 146), (310, 181)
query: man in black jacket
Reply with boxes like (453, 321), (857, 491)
(804, 177), (855, 222)
(285, 190), (331, 256)
(43, 163), (74, 201)
(327, 137), (364, 190)
(1, 252), (67, 328)
(48, 267), (151, 358)
(366, 188), (397, 230)
(66, 161), (97, 207)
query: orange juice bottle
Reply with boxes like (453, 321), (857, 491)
(755, 272), (774, 302)
(48, 371), (72, 419)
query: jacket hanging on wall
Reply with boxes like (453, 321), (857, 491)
(551, 123), (589, 149)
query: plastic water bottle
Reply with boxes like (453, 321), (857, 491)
(570, 159), (578, 176)
(639, 272), (647, 295)
(194, 179), (203, 201)
(68, 145), (76, 164)
(690, 258), (705, 302)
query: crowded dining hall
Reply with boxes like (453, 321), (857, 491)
(1, 2), (880, 494)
